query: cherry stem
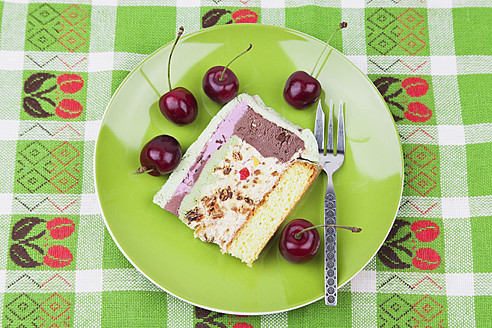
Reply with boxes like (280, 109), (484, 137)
(219, 44), (253, 82)
(167, 26), (184, 91)
(133, 167), (154, 174)
(294, 223), (361, 239)
(139, 68), (161, 98)
(310, 22), (347, 77)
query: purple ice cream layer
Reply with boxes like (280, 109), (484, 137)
(164, 102), (249, 215)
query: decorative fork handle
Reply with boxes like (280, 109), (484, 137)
(324, 173), (337, 306)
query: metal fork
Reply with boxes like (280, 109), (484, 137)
(314, 99), (345, 306)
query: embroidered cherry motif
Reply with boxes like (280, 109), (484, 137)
(22, 72), (85, 119)
(57, 74), (84, 94)
(232, 9), (258, 23)
(55, 74), (84, 118)
(55, 99), (83, 119)
(404, 102), (432, 122)
(413, 247), (441, 270)
(44, 245), (73, 268)
(401, 77), (428, 97)
(233, 323), (254, 328)
(47, 217), (75, 240)
(411, 220), (440, 242)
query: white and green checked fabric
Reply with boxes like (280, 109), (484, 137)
(0, 1), (490, 327)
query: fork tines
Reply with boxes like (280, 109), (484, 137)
(315, 100), (345, 156)
(314, 100), (325, 154)
(327, 100), (334, 154)
(336, 100), (345, 155)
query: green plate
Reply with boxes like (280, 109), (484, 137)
(95, 24), (403, 314)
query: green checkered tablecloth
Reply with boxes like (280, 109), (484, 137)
(0, 1), (490, 327)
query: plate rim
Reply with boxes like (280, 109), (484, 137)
(94, 23), (404, 315)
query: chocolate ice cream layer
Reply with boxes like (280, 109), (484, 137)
(233, 108), (305, 162)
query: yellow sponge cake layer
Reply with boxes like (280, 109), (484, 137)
(227, 160), (320, 266)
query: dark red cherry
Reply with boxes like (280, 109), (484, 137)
(136, 135), (182, 176)
(279, 219), (320, 264)
(153, 26), (198, 125)
(202, 66), (238, 105)
(283, 71), (321, 110)
(159, 87), (198, 125)
(202, 44), (252, 105)
(283, 22), (347, 110)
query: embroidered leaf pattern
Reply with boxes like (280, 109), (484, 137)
(24, 72), (56, 94)
(10, 243), (43, 268)
(23, 96), (53, 118)
(11, 217), (44, 241)
(378, 245), (411, 269)
(202, 9), (233, 28)
(378, 219), (412, 269)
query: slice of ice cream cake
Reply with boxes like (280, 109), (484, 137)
(154, 94), (320, 266)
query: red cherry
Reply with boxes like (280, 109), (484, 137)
(156, 26), (198, 125)
(283, 71), (321, 110)
(137, 135), (182, 176)
(202, 44), (252, 105)
(202, 67), (239, 105)
(279, 219), (320, 264)
(283, 22), (347, 110)
(159, 87), (198, 125)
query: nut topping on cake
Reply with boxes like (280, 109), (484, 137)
(201, 195), (215, 208)
(185, 209), (203, 222)
(219, 187), (233, 201)
(233, 151), (242, 161)
(244, 197), (254, 205)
